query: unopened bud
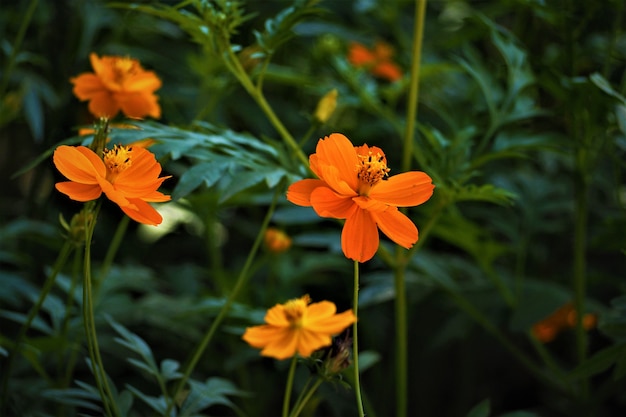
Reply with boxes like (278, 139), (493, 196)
(314, 89), (338, 124)
(264, 227), (292, 253)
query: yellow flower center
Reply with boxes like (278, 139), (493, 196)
(112, 57), (138, 84)
(356, 150), (389, 194)
(103, 145), (133, 182)
(283, 295), (310, 329)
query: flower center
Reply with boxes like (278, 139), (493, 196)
(283, 295), (310, 329)
(356, 150), (390, 193)
(112, 57), (137, 84)
(103, 145), (133, 182)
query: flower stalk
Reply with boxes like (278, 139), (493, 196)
(352, 260), (365, 417)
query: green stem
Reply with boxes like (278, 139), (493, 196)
(168, 187), (282, 414)
(0, 239), (73, 413)
(352, 260), (365, 417)
(97, 215), (130, 288)
(225, 47), (310, 169)
(0, 0), (39, 99)
(573, 159), (589, 397)
(402, 0), (428, 173)
(288, 377), (323, 417)
(393, 256), (408, 417)
(282, 356), (298, 417)
(83, 203), (120, 417)
(446, 288), (560, 391)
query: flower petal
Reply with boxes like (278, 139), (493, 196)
(296, 329), (332, 357)
(369, 171), (434, 207)
(318, 163), (359, 197)
(55, 182), (102, 202)
(315, 134), (359, 191)
(125, 72), (162, 93)
(119, 198), (164, 226)
(306, 307), (356, 334)
(71, 74), (107, 100)
(342, 207), (379, 262)
(370, 207), (418, 249)
(87, 91), (120, 118)
(310, 187), (356, 219)
(53, 146), (104, 184)
(264, 304), (290, 327)
(286, 179), (326, 206)
(117, 92), (161, 119)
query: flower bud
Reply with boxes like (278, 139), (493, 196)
(314, 89), (338, 124)
(264, 227), (292, 253)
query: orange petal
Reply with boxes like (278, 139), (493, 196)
(318, 163), (359, 197)
(55, 182), (102, 202)
(126, 72), (162, 93)
(119, 198), (163, 225)
(307, 309), (356, 334)
(296, 329), (332, 357)
(370, 207), (418, 249)
(306, 300), (337, 320)
(310, 187), (356, 219)
(242, 325), (285, 348)
(53, 146), (104, 184)
(286, 179), (325, 206)
(348, 42), (376, 66)
(342, 208), (379, 262)
(71, 74), (106, 100)
(117, 92), (161, 119)
(369, 171), (434, 207)
(264, 304), (290, 327)
(87, 91), (120, 118)
(259, 328), (299, 360)
(315, 134), (359, 191)
(372, 61), (403, 82)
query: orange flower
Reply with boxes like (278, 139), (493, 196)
(286, 133), (434, 262)
(264, 227), (292, 253)
(71, 53), (162, 119)
(242, 295), (356, 360)
(347, 41), (403, 82)
(531, 302), (597, 343)
(53, 144), (171, 225)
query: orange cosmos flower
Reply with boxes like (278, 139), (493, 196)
(242, 295), (356, 360)
(347, 41), (403, 82)
(531, 302), (597, 343)
(264, 227), (292, 253)
(71, 53), (162, 119)
(53, 144), (171, 225)
(286, 133), (434, 263)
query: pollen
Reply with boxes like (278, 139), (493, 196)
(113, 57), (138, 83)
(283, 295), (310, 328)
(357, 151), (390, 186)
(103, 145), (133, 178)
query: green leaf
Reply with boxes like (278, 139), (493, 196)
(568, 343), (626, 381)
(466, 398), (490, 417)
(160, 359), (183, 381)
(590, 72), (626, 103)
(179, 377), (248, 416)
(448, 183), (517, 206)
(126, 384), (171, 416)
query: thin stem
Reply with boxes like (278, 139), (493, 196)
(282, 356), (298, 417)
(352, 260), (365, 417)
(0, 0), (39, 99)
(0, 239), (73, 413)
(288, 377), (323, 417)
(97, 215), (130, 288)
(402, 0), (428, 173)
(168, 187), (282, 414)
(224, 47), (310, 169)
(393, 257), (408, 417)
(82, 203), (120, 417)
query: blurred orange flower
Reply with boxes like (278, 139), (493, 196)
(264, 227), (292, 253)
(287, 133), (434, 262)
(531, 302), (597, 343)
(71, 53), (162, 119)
(53, 144), (171, 225)
(348, 41), (403, 82)
(242, 295), (356, 360)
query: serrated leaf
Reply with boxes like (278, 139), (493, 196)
(161, 359), (183, 381)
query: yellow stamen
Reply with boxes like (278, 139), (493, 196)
(103, 145), (133, 182)
(357, 151), (390, 189)
(283, 295), (310, 328)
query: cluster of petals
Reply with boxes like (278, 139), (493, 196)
(53, 144), (170, 225)
(531, 302), (597, 343)
(71, 53), (162, 119)
(242, 295), (356, 360)
(347, 41), (403, 82)
(287, 133), (434, 262)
